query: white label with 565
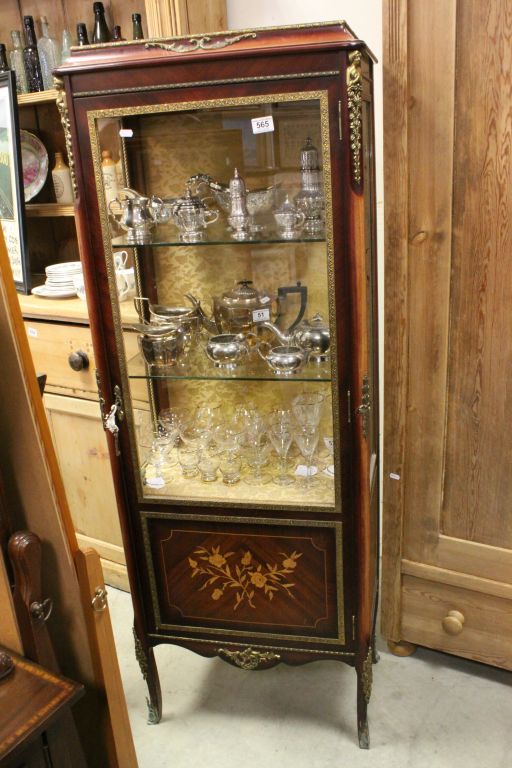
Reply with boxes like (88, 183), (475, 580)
(251, 116), (274, 134)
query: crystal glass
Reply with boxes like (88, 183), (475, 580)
(213, 424), (244, 455)
(219, 452), (242, 484)
(243, 434), (272, 486)
(198, 448), (220, 482)
(179, 421), (211, 451)
(159, 406), (190, 445)
(268, 418), (295, 486)
(294, 424), (320, 490)
(178, 446), (199, 478)
(9, 31), (28, 94)
(141, 436), (175, 488)
(37, 17), (61, 90)
(196, 402), (221, 429)
(292, 392), (325, 427)
(324, 436), (334, 477)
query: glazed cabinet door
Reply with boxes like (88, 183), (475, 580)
(81, 86), (352, 650)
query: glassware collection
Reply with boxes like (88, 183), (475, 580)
(0, 5), (145, 94)
(141, 394), (334, 491)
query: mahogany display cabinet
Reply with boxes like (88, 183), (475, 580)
(54, 21), (379, 749)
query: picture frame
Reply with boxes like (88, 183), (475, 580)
(0, 70), (30, 293)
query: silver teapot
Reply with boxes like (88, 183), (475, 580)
(108, 187), (163, 244)
(185, 279), (307, 336)
(168, 188), (219, 242)
(261, 312), (330, 363)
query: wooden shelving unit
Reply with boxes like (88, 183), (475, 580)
(17, 88), (58, 106)
(25, 203), (75, 217)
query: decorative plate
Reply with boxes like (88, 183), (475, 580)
(20, 130), (49, 202)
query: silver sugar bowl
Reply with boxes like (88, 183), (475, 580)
(273, 195), (305, 239)
(205, 333), (253, 369)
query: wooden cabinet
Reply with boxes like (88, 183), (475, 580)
(57, 22), (379, 749)
(19, 295), (142, 591)
(382, 0), (512, 670)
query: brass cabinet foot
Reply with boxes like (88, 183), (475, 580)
(387, 639), (417, 657)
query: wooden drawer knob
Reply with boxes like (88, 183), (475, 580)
(68, 350), (89, 371)
(442, 610), (465, 635)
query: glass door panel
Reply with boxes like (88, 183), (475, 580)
(91, 95), (339, 511)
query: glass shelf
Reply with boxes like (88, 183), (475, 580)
(127, 347), (331, 383)
(111, 233), (325, 249)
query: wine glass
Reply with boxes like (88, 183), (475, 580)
(159, 406), (190, 444)
(292, 392), (325, 427)
(268, 418), (295, 486)
(294, 423), (320, 490)
(141, 436), (175, 489)
(243, 433), (272, 485)
(213, 424), (244, 457)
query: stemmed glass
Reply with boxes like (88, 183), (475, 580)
(294, 424), (320, 490)
(244, 433), (272, 485)
(292, 392), (325, 427)
(268, 417), (295, 486)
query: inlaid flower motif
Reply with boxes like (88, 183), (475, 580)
(189, 545), (302, 610)
(208, 553), (226, 568)
(241, 551), (252, 566)
(250, 572), (267, 588)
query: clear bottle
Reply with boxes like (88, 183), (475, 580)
(9, 31), (29, 93)
(52, 152), (74, 204)
(0, 44), (9, 73)
(37, 16), (61, 90)
(132, 13), (144, 40)
(101, 150), (119, 204)
(76, 23), (90, 46)
(61, 29), (72, 63)
(92, 2), (111, 43)
(23, 16), (44, 92)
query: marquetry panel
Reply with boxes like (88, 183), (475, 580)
(142, 513), (344, 643)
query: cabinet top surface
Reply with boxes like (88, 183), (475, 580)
(55, 21), (374, 76)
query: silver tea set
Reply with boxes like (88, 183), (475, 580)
(132, 278), (330, 375)
(109, 138), (325, 244)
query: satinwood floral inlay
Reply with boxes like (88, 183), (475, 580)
(188, 545), (302, 610)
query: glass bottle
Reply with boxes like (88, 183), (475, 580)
(9, 31), (28, 93)
(132, 13), (144, 40)
(23, 16), (44, 92)
(76, 23), (90, 46)
(61, 29), (72, 63)
(112, 25), (125, 42)
(92, 2), (111, 43)
(37, 16), (61, 90)
(52, 152), (74, 204)
(0, 45), (9, 73)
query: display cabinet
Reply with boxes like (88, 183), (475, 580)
(55, 22), (379, 748)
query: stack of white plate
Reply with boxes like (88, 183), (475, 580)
(32, 262), (82, 298)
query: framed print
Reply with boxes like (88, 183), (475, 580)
(0, 70), (30, 292)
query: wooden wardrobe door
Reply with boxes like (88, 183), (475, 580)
(383, 0), (512, 667)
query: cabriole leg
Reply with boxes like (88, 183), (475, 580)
(356, 646), (372, 749)
(133, 626), (162, 724)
